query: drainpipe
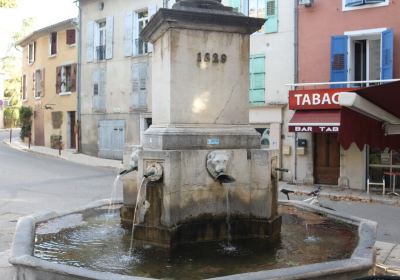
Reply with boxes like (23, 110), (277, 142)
(293, 0), (299, 182)
(75, 0), (82, 153)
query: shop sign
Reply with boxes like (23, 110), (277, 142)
(289, 88), (352, 110)
(289, 126), (340, 133)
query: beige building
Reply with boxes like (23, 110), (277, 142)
(19, 19), (78, 149)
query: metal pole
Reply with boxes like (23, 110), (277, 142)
(9, 128), (12, 143)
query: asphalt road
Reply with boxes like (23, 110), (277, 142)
(0, 130), (118, 252)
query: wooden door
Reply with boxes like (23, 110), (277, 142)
(69, 112), (76, 149)
(98, 120), (125, 159)
(34, 109), (44, 146)
(313, 133), (340, 185)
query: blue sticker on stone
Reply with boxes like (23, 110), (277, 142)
(207, 138), (220, 145)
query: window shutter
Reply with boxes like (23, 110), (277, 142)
(365, 0), (385, 3)
(71, 64), (77, 92)
(131, 63), (140, 108)
(147, 5), (158, 53)
(249, 55), (265, 104)
(33, 42), (36, 62)
(56, 66), (62, 94)
(133, 12), (139, 55)
(124, 12), (134, 56)
(139, 63), (147, 107)
(381, 29), (393, 80)
(330, 35), (348, 88)
(229, 0), (241, 12)
(265, 0), (278, 34)
(86, 21), (95, 62)
(105, 16), (114, 59)
(345, 0), (363, 6)
(32, 72), (35, 93)
(41, 68), (45, 97)
(66, 29), (76, 45)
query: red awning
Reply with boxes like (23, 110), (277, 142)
(288, 110), (341, 133)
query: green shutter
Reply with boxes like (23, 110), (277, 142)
(249, 54), (265, 104)
(265, 0), (278, 33)
(229, 0), (241, 12)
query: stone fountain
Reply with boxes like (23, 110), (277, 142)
(120, 0), (281, 248)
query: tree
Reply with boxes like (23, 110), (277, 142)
(0, 0), (17, 8)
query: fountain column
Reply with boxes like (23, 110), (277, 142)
(121, 0), (281, 248)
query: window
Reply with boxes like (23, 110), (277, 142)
(368, 147), (400, 192)
(66, 29), (76, 45)
(34, 69), (43, 98)
(22, 75), (27, 100)
(248, 0), (278, 33)
(97, 21), (106, 60)
(137, 11), (149, 55)
(28, 42), (35, 64)
(249, 54), (265, 104)
(330, 29), (393, 88)
(49, 32), (57, 56)
(343, 0), (388, 10)
(56, 64), (77, 94)
(255, 128), (270, 148)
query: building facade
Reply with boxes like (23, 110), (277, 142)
(78, 0), (163, 159)
(19, 19), (78, 149)
(286, 0), (400, 190)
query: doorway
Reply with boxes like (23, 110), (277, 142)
(68, 111), (76, 149)
(313, 133), (340, 185)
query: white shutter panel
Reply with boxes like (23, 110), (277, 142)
(105, 16), (114, 59)
(147, 4), (158, 53)
(132, 12), (139, 56)
(86, 21), (95, 62)
(124, 12), (133, 57)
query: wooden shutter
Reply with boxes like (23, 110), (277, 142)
(32, 72), (35, 93)
(56, 66), (62, 94)
(330, 35), (348, 88)
(66, 29), (76, 45)
(265, 0), (278, 34)
(71, 64), (77, 92)
(86, 21), (95, 62)
(132, 12), (139, 55)
(105, 16), (114, 59)
(41, 68), (45, 97)
(249, 55), (265, 104)
(381, 29), (393, 80)
(124, 12), (134, 56)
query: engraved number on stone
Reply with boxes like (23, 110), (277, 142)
(212, 53), (219, 63)
(204, 53), (210, 62)
(197, 52), (202, 62)
(221, 54), (227, 63)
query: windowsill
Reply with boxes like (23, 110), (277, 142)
(59, 91), (72, 96)
(28, 61), (35, 65)
(48, 54), (57, 58)
(343, 1), (389, 11)
(67, 43), (76, 47)
(34, 96), (41, 100)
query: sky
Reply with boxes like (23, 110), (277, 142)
(0, 0), (78, 58)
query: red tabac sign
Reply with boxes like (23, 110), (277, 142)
(289, 89), (351, 110)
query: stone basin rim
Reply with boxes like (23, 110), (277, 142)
(9, 199), (377, 280)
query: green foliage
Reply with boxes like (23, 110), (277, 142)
(19, 106), (32, 139)
(0, 0), (17, 8)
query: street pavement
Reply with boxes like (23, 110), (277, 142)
(1, 128), (400, 277)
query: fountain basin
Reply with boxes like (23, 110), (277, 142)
(9, 199), (376, 280)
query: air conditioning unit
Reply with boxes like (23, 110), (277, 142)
(299, 0), (313, 7)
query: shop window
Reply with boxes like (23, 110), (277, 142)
(66, 29), (76, 45)
(49, 32), (57, 56)
(28, 42), (35, 64)
(343, 0), (388, 11)
(368, 147), (400, 192)
(56, 64), (77, 94)
(249, 54), (265, 104)
(330, 29), (393, 88)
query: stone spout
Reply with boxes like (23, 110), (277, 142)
(143, 162), (163, 182)
(206, 150), (235, 184)
(119, 166), (137, 176)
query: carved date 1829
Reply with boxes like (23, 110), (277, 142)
(197, 52), (227, 64)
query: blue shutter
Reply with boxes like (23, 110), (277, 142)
(381, 29), (393, 80)
(365, 0), (385, 3)
(330, 35), (348, 88)
(345, 0), (363, 7)
(249, 55), (265, 104)
(229, 0), (241, 12)
(265, 0), (278, 34)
